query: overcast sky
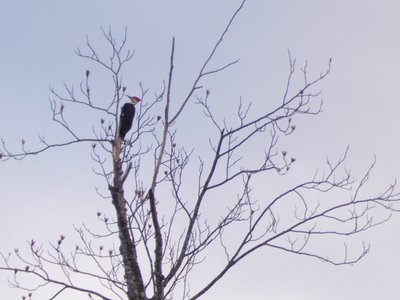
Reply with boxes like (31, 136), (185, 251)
(1, 1), (400, 299)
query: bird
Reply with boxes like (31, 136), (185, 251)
(118, 96), (141, 140)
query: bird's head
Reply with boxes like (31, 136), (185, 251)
(127, 95), (142, 105)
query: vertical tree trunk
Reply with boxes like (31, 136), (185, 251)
(111, 138), (146, 300)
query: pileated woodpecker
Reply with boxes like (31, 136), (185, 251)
(118, 96), (142, 140)
(118, 96), (141, 140)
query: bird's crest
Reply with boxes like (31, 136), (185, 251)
(127, 95), (142, 104)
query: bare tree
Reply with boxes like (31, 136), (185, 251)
(1, 1), (399, 299)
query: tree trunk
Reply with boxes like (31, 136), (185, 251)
(111, 138), (146, 300)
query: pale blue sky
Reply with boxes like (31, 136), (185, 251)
(1, 1), (400, 299)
